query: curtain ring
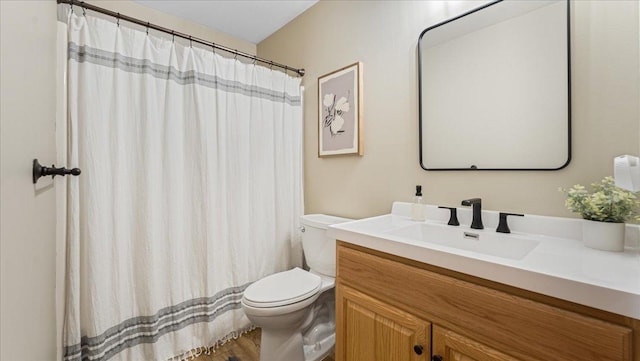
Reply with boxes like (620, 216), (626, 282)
(70, 3), (74, 14)
(189, 36), (193, 48)
(211, 43), (216, 54)
(252, 58), (257, 66)
(82, 5), (86, 17)
(146, 22), (150, 35)
(116, 13), (120, 27)
(269, 61), (274, 70)
(171, 30), (175, 43)
(234, 51), (238, 60)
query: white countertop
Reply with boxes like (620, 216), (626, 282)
(328, 202), (640, 319)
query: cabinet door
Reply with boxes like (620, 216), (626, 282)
(336, 284), (430, 361)
(432, 325), (521, 361)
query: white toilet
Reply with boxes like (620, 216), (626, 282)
(241, 214), (352, 361)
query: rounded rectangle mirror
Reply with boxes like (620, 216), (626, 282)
(418, 0), (570, 170)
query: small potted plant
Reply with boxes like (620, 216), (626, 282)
(563, 176), (638, 251)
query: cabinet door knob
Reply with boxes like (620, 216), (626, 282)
(413, 345), (424, 355)
(432, 355), (443, 361)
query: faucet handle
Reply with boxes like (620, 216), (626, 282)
(438, 206), (460, 226)
(497, 212), (524, 234)
(461, 198), (481, 206)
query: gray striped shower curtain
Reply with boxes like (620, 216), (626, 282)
(60, 11), (303, 361)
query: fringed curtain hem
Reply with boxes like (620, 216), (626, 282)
(167, 325), (257, 361)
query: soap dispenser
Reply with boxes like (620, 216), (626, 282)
(411, 185), (425, 221)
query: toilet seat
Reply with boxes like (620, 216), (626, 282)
(243, 268), (322, 308)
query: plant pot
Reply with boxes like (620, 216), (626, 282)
(582, 219), (625, 252)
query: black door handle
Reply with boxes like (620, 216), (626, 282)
(413, 345), (423, 355)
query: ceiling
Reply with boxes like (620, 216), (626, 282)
(133, 0), (318, 44)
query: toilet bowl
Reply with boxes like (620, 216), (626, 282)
(241, 214), (352, 361)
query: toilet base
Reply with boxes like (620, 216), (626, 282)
(303, 334), (334, 361)
(259, 328), (334, 361)
(302, 289), (335, 361)
(260, 329), (305, 361)
(254, 289), (336, 361)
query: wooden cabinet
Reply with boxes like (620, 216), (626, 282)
(337, 284), (430, 361)
(432, 325), (519, 361)
(335, 242), (637, 361)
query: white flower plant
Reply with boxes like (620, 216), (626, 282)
(562, 176), (639, 223)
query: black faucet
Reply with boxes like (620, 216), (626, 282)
(461, 198), (483, 229)
(496, 212), (524, 233)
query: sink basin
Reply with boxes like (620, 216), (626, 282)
(387, 223), (540, 260)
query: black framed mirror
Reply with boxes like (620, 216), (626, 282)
(418, 0), (571, 170)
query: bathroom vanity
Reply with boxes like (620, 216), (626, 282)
(329, 203), (640, 361)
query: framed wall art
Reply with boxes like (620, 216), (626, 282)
(318, 62), (363, 157)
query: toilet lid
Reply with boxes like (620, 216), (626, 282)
(243, 268), (322, 308)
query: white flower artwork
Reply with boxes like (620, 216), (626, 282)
(323, 92), (351, 136)
(317, 62), (362, 156)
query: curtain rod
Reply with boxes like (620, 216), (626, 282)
(57, 0), (305, 77)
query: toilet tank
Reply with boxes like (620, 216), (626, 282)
(300, 214), (352, 277)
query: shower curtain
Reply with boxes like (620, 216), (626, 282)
(61, 12), (303, 361)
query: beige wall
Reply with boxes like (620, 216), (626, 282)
(258, 0), (640, 220)
(0, 1), (253, 360)
(1, 1), (58, 359)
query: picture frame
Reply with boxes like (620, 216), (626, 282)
(318, 62), (363, 157)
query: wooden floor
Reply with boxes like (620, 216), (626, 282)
(192, 328), (335, 361)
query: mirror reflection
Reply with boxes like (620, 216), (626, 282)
(419, 0), (570, 170)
